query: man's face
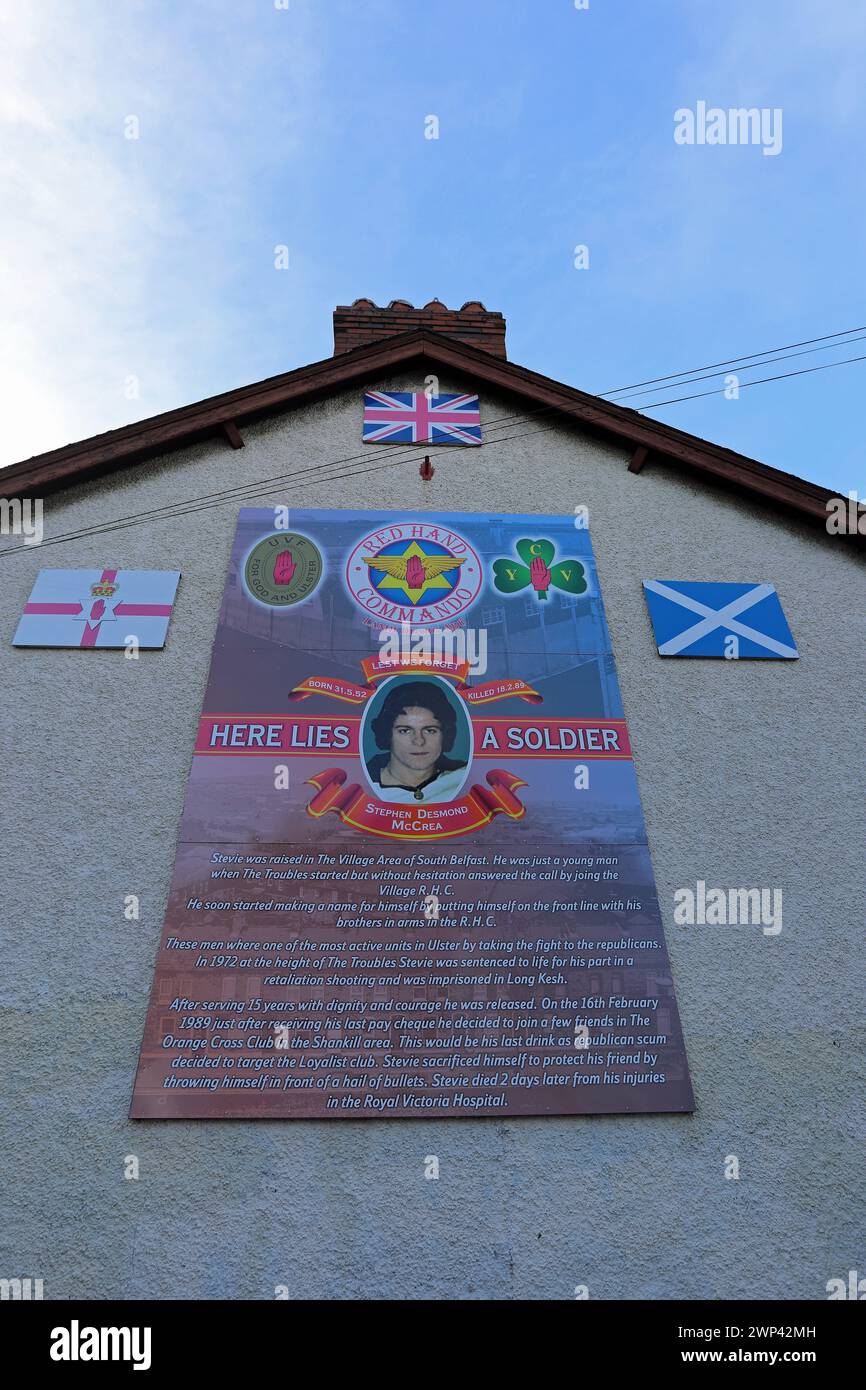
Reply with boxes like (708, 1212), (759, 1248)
(389, 705), (443, 777)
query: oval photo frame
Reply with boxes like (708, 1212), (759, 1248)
(360, 673), (474, 805)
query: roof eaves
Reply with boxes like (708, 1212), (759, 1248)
(1, 329), (861, 546)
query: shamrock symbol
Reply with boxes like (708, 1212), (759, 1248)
(492, 538), (587, 602)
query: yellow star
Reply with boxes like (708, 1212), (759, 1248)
(367, 541), (461, 604)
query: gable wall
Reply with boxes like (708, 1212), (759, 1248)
(1, 369), (863, 1299)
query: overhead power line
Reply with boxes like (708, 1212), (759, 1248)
(599, 324), (866, 397)
(611, 333), (866, 403)
(634, 350), (866, 410)
(3, 330), (864, 559)
(0, 416), (570, 558)
(0, 409), (564, 557)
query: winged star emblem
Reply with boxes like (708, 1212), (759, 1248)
(363, 543), (466, 603)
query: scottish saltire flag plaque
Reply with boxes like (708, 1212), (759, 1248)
(13, 569), (180, 648)
(362, 390), (482, 444)
(642, 580), (798, 659)
(130, 509), (693, 1120)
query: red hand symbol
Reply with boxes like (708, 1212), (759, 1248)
(406, 555), (425, 589)
(273, 551), (296, 585)
(530, 555), (551, 597)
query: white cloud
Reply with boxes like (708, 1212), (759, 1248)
(0, 0), (322, 469)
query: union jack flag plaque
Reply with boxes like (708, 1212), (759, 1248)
(362, 390), (482, 445)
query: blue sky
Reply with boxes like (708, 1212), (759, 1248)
(3, 0), (865, 492)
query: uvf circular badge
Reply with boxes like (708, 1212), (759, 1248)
(243, 532), (323, 608)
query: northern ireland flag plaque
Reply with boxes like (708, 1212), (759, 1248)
(13, 569), (180, 649)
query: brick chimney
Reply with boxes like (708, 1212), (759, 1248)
(333, 298), (507, 358)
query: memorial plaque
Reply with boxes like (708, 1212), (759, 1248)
(130, 508), (693, 1119)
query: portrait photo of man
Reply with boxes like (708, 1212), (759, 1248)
(365, 678), (469, 804)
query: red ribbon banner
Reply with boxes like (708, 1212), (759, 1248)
(305, 767), (528, 840)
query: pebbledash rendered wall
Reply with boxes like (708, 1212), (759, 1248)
(1, 370), (864, 1301)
